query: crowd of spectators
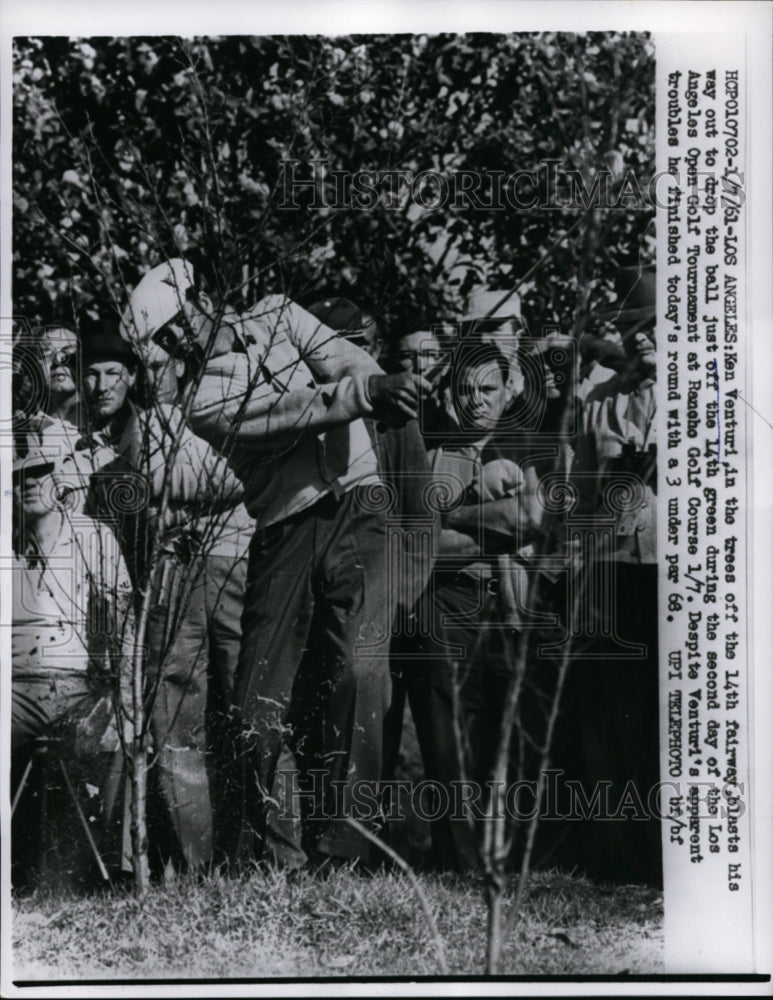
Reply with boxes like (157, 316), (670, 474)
(10, 261), (661, 889)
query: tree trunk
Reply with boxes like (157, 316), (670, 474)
(130, 625), (150, 896)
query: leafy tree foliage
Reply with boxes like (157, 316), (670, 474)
(13, 32), (654, 338)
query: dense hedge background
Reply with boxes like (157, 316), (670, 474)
(13, 32), (654, 340)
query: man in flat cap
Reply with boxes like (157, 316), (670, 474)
(122, 260), (431, 870)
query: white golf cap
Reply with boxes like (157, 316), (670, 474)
(120, 258), (195, 347)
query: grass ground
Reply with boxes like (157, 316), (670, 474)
(10, 707), (663, 982)
(11, 864), (663, 981)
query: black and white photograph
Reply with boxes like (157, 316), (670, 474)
(1, 2), (771, 995)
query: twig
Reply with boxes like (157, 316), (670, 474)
(502, 602), (579, 944)
(344, 817), (449, 975)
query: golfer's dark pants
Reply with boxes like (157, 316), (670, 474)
(148, 552), (247, 871)
(233, 488), (391, 869)
(389, 572), (516, 872)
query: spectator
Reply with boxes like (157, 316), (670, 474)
(38, 326), (82, 426)
(118, 259), (431, 871)
(577, 328), (629, 401)
(119, 303), (254, 865)
(378, 328), (450, 437)
(12, 445), (134, 886)
(379, 329), (444, 379)
(12, 326), (79, 462)
(460, 287), (524, 399)
(13, 325), (113, 512)
(391, 341), (537, 871)
(504, 330), (584, 484)
(307, 296), (384, 359)
(79, 317), (245, 874)
(305, 301), (439, 645)
(567, 264), (660, 886)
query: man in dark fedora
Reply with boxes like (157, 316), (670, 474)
(79, 317), (245, 874)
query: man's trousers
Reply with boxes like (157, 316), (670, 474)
(553, 562), (662, 886)
(11, 669), (126, 888)
(233, 488), (391, 870)
(389, 571), (517, 872)
(147, 551), (247, 870)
